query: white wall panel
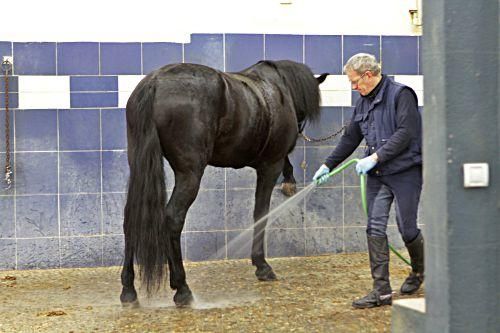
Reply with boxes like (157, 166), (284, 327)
(320, 90), (351, 107)
(5, 0), (420, 42)
(395, 75), (424, 106)
(18, 76), (70, 93)
(319, 75), (351, 91)
(394, 75), (423, 91)
(18, 76), (70, 108)
(118, 75), (145, 108)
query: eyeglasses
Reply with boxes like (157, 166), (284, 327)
(349, 72), (368, 87)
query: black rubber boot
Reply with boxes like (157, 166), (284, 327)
(400, 232), (424, 295)
(352, 235), (392, 309)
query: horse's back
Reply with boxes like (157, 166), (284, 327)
(212, 71), (299, 166)
(127, 62), (300, 169)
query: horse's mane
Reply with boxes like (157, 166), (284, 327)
(259, 60), (322, 126)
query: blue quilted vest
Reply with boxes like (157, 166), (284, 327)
(353, 76), (422, 176)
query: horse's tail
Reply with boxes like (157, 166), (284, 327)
(124, 78), (168, 294)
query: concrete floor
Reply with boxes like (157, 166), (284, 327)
(0, 252), (424, 332)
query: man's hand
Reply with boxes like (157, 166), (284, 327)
(313, 164), (330, 185)
(355, 154), (378, 175)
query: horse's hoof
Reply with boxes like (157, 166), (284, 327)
(281, 182), (297, 197)
(255, 266), (277, 281)
(174, 286), (194, 307)
(120, 288), (138, 304)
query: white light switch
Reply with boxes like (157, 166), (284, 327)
(463, 163), (489, 188)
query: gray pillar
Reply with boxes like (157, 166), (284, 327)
(422, 0), (499, 332)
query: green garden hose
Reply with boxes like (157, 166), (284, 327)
(317, 159), (411, 266)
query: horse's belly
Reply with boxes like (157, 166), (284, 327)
(209, 130), (296, 169)
(208, 145), (261, 168)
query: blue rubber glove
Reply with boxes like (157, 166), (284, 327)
(313, 164), (330, 185)
(355, 155), (377, 175)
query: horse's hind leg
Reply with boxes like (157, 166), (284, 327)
(281, 156), (297, 197)
(252, 160), (284, 281)
(120, 230), (137, 304)
(166, 168), (204, 306)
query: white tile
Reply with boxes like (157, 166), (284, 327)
(118, 75), (145, 92)
(394, 75), (423, 91)
(318, 75), (351, 91)
(18, 76), (69, 93)
(118, 91), (133, 108)
(118, 75), (146, 108)
(18, 76), (70, 109)
(320, 90), (351, 107)
(18, 92), (70, 109)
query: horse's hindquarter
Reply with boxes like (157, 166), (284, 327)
(209, 73), (298, 168)
(149, 65), (225, 166)
(148, 65), (271, 169)
(137, 64), (298, 170)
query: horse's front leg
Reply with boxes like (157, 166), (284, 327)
(166, 169), (204, 306)
(281, 155), (297, 197)
(252, 161), (284, 281)
(120, 229), (138, 304)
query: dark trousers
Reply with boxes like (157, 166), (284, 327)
(366, 165), (422, 243)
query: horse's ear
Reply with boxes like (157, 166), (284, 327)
(316, 73), (329, 84)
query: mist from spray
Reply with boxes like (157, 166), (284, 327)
(212, 182), (318, 260)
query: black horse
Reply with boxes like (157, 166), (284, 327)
(120, 60), (327, 306)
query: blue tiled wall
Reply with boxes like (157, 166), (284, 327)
(0, 34), (420, 269)
(57, 43), (99, 75)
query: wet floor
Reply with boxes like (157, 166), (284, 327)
(0, 252), (424, 332)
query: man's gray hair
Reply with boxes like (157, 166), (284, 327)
(343, 53), (381, 75)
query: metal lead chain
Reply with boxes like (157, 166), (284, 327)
(2, 59), (13, 190)
(299, 124), (348, 143)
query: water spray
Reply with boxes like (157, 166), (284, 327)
(218, 158), (410, 266)
(315, 159), (411, 266)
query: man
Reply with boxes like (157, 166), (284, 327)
(313, 53), (424, 309)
